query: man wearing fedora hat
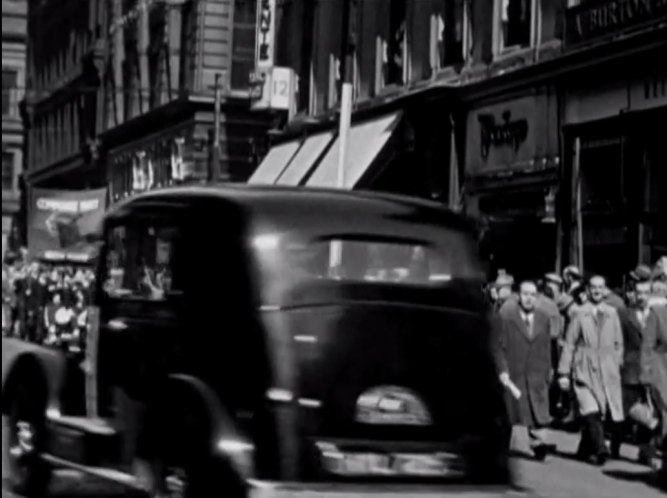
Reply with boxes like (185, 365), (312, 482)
(563, 265), (583, 294)
(539, 273), (565, 339)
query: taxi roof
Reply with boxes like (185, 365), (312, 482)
(105, 184), (475, 233)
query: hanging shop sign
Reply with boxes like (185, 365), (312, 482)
(466, 92), (559, 176)
(255, 0), (276, 69)
(109, 134), (192, 202)
(250, 66), (296, 112)
(28, 188), (107, 262)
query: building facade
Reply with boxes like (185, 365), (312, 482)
(22, 0), (108, 190)
(22, 0), (274, 205)
(2, 0), (27, 257)
(250, 0), (667, 283)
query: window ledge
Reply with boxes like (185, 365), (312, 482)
(490, 46), (537, 77)
(434, 65), (463, 83)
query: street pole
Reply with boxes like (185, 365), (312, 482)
(336, 0), (356, 190)
(330, 0), (356, 275)
(209, 72), (223, 183)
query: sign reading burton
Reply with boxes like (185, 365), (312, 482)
(566, 0), (667, 45)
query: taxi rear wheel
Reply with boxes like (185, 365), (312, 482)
(150, 453), (245, 498)
(148, 407), (246, 498)
(6, 384), (52, 497)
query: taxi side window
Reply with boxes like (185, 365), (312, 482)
(103, 222), (180, 301)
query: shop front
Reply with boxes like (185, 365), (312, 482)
(248, 91), (455, 202)
(463, 87), (560, 281)
(563, 66), (667, 286)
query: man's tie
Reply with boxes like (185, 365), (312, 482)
(524, 315), (532, 337)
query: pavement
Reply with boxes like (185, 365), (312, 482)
(1, 421), (664, 498)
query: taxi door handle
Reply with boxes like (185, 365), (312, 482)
(107, 319), (128, 331)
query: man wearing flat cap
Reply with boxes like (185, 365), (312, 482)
(494, 273), (516, 312)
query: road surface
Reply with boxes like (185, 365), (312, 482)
(2, 421), (663, 497)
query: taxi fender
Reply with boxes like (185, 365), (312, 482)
(1, 338), (66, 416)
(146, 373), (255, 479)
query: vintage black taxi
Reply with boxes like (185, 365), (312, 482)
(2, 185), (511, 497)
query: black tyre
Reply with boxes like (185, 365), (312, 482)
(150, 451), (246, 498)
(148, 398), (246, 498)
(6, 384), (52, 497)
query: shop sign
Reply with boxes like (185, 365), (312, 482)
(255, 0), (276, 69)
(466, 93), (559, 175)
(565, 0), (667, 46)
(109, 134), (191, 201)
(629, 71), (667, 111)
(250, 66), (296, 112)
(28, 188), (107, 262)
(565, 70), (667, 124)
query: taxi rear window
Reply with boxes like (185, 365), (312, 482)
(103, 223), (180, 300)
(253, 233), (481, 286)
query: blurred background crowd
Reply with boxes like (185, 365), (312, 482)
(2, 248), (95, 353)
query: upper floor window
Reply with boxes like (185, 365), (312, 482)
(433, 0), (466, 68)
(2, 151), (14, 191)
(499, 0), (533, 50)
(231, 0), (257, 90)
(2, 69), (18, 116)
(383, 0), (407, 87)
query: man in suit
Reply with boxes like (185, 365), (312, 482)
(495, 280), (552, 461)
(613, 279), (657, 463)
(558, 275), (624, 465)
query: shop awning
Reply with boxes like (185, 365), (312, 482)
(275, 131), (335, 185)
(306, 111), (402, 189)
(248, 139), (302, 185)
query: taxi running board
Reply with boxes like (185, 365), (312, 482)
(41, 453), (146, 491)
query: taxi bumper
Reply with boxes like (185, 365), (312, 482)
(247, 481), (532, 498)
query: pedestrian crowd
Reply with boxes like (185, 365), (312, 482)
(2, 249), (95, 354)
(491, 255), (667, 488)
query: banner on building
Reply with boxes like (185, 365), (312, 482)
(28, 188), (107, 263)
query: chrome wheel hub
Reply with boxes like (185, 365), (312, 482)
(10, 420), (35, 459)
(163, 467), (187, 498)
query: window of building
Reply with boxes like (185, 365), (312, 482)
(383, 0), (407, 87)
(231, 0), (257, 91)
(2, 69), (18, 116)
(2, 151), (14, 191)
(148, 5), (167, 109)
(499, 0), (533, 50)
(433, 0), (466, 68)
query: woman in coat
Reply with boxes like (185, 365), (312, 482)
(558, 276), (624, 465)
(640, 302), (667, 488)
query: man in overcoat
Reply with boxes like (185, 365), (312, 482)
(558, 275), (624, 465)
(640, 301), (667, 488)
(496, 280), (552, 461)
(614, 279), (656, 463)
